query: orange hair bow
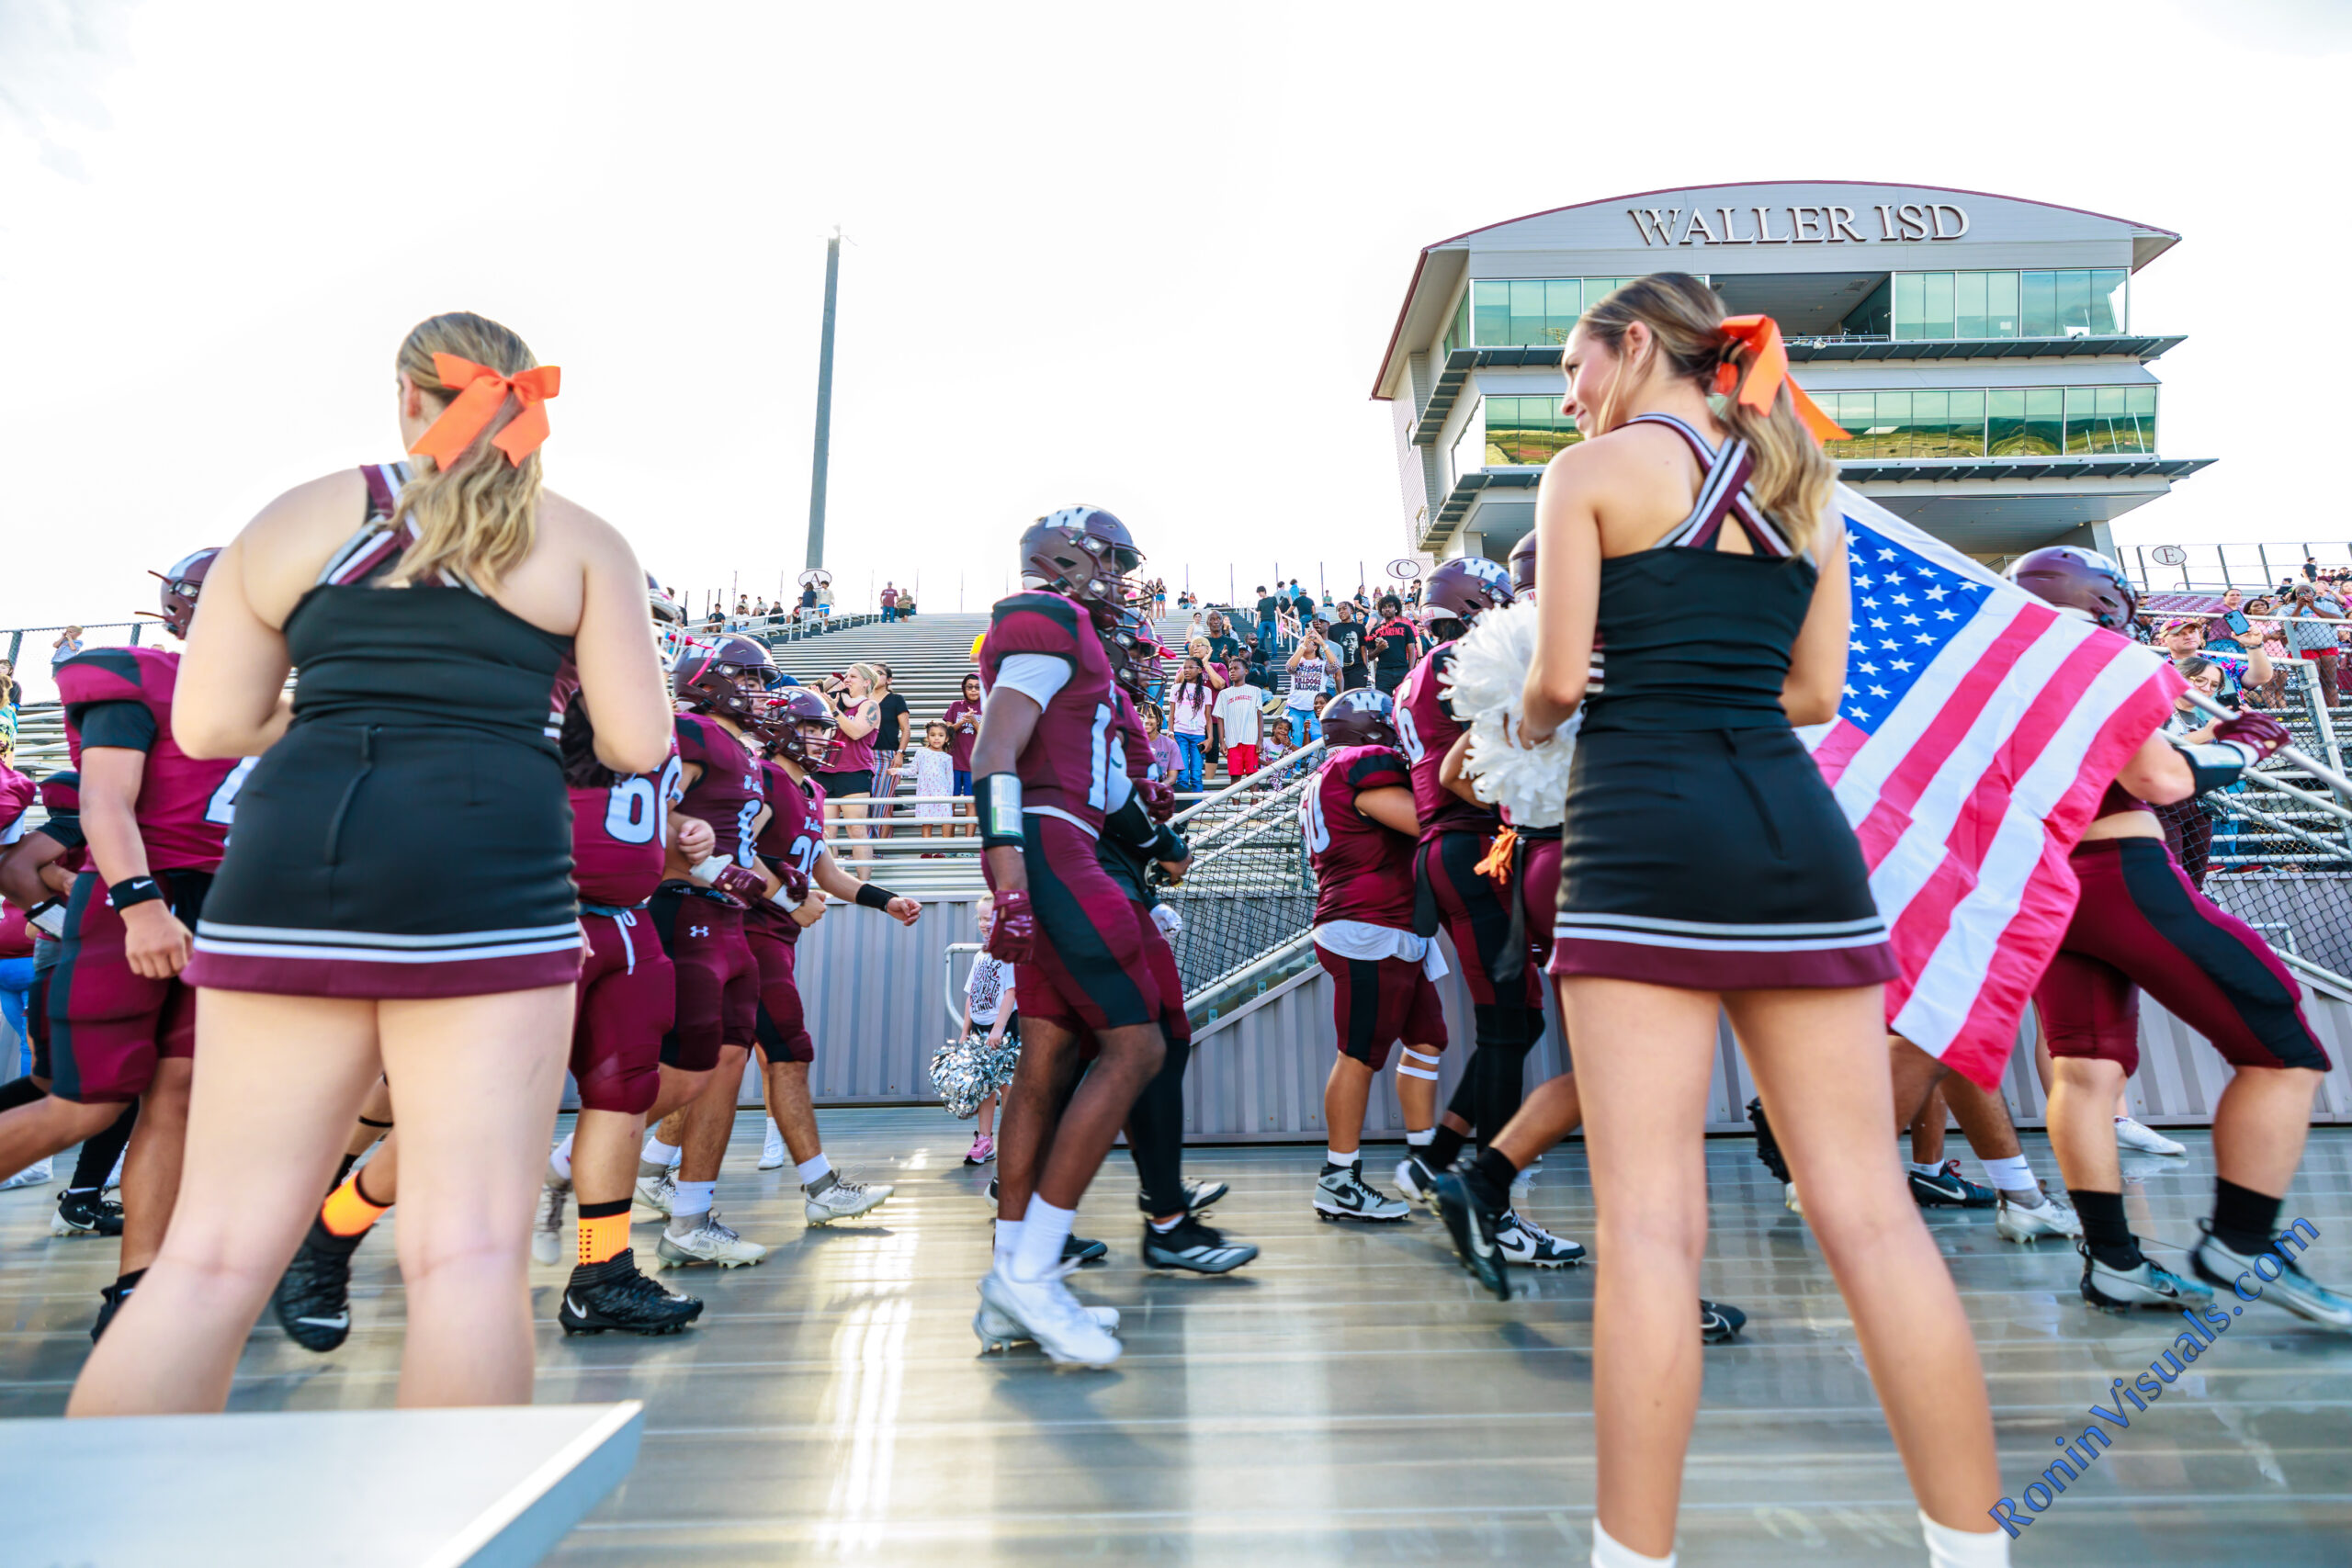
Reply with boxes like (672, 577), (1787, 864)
(1712, 315), (1848, 446)
(408, 353), (561, 472)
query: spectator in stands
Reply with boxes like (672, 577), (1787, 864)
(1143, 703), (1178, 783)
(1168, 657), (1216, 792)
(1184, 608), (1206, 645)
(818, 582), (833, 617)
(879, 582), (899, 622)
(898, 589), (916, 619)
(0, 658), (18, 710)
(50, 626), (84, 666)
(735, 594), (750, 620)
(2159, 616), (2267, 710)
(1214, 659), (1264, 782)
(1291, 580), (1315, 625)
(800, 581), (819, 615)
(1253, 586), (1279, 658)
(871, 664), (911, 840)
(1153, 581), (1169, 616)
(1325, 602), (1367, 692)
(911, 722), (956, 852)
(820, 664), (883, 865)
(2281, 581), (2346, 707)
(2203, 588), (2253, 651)
(1261, 712), (1295, 778)
(1365, 594), (1418, 694)
(944, 672), (983, 802)
(1284, 620), (1332, 743)
(1204, 610), (1244, 669)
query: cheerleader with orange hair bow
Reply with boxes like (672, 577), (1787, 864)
(70, 311), (676, 1420)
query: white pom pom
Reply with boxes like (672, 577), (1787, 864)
(1438, 597), (1576, 829)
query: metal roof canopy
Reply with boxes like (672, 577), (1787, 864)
(1838, 456), (2214, 483)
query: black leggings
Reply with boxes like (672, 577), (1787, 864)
(1125, 1038), (1193, 1219)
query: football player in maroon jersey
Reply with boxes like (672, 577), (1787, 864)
(1099, 630), (1253, 1275)
(0, 769), (139, 1219)
(1389, 558), (1579, 1269)
(635, 635), (779, 1268)
(972, 507), (1189, 1364)
(0, 551), (248, 1336)
(273, 690), (712, 1345)
(1304, 689), (1454, 1226)
(744, 687), (917, 1225)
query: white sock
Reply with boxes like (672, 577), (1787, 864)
(1405, 1127), (1435, 1147)
(1325, 1147), (1357, 1170)
(1011, 1198), (1075, 1281)
(797, 1152), (831, 1187)
(1910, 1160), (1946, 1178)
(669, 1179), (716, 1221)
(1591, 1517), (1675, 1568)
(643, 1133), (681, 1167)
(548, 1134), (574, 1181)
(993, 1218), (1023, 1268)
(1979, 1154), (2036, 1194)
(1921, 1511), (2009, 1567)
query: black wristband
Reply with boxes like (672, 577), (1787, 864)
(976, 773), (1025, 849)
(109, 875), (164, 910)
(854, 883), (899, 910)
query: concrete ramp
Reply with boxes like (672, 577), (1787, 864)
(4, 1400), (641, 1567)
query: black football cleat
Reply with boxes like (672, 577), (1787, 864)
(51, 1189), (125, 1237)
(1138, 1176), (1229, 1217)
(1433, 1167), (1511, 1302)
(89, 1269), (145, 1343)
(1702, 1299), (1747, 1343)
(560, 1251), (705, 1336)
(273, 1217), (367, 1352)
(1141, 1215), (1258, 1274)
(1062, 1235), (1109, 1265)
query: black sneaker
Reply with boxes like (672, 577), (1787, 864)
(1701, 1299), (1746, 1343)
(1909, 1160), (1996, 1209)
(1063, 1235), (1109, 1265)
(1137, 1176), (1228, 1217)
(1433, 1166), (1510, 1302)
(1142, 1215), (1259, 1274)
(273, 1217), (367, 1352)
(560, 1250), (706, 1336)
(90, 1269), (144, 1342)
(51, 1188), (124, 1237)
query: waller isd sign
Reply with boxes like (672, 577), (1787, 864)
(1628, 200), (1970, 247)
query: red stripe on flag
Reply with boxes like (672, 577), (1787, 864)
(1811, 718), (1869, 786)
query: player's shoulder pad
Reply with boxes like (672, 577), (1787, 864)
(987, 592), (1084, 657)
(55, 646), (175, 714)
(1343, 746), (1411, 793)
(36, 771), (80, 813)
(673, 711), (716, 763)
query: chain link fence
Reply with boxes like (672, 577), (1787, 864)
(1162, 741), (1326, 1009)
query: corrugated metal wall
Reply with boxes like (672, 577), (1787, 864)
(713, 895), (2352, 1139)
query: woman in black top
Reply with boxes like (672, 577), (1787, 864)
(1365, 596), (1419, 694)
(1509, 276), (2003, 1565)
(73, 310), (672, 1416)
(871, 665), (910, 840)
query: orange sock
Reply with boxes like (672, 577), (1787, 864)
(320, 1170), (390, 1238)
(577, 1199), (632, 1268)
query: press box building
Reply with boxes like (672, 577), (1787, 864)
(1371, 181), (2207, 567)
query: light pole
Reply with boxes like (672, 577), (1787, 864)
(804, 230), (841, 573)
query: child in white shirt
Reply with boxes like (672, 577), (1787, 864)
(1213, 661), (1265, 780)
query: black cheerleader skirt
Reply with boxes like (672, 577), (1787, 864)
(1547, 726), (1896, 991)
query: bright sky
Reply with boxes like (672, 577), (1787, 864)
(0, 0), (2342, 651)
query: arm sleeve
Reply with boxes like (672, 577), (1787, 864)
(994, 652), (1072, 708)
(75, 699), (159, 752)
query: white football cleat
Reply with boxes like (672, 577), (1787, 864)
(531, 1172), (572, 1266)
(2113, 1117), (2187, 1157)
(759, 1119), (786, 1171)
(656, 1212), (769, 1269)
(1995, 1190), (2080, 1244)
(977, 1265), (1120, 1366)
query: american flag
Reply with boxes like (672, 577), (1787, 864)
(1804, 489), (2182, 1089)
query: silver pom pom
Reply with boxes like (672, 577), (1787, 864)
(929, 1032), (1023, 1119)
(1441, 597), (1577, 828)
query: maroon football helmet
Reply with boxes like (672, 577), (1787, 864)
(673, 634), (779, 721)
(2006, 547), (2138, 631)
(1509, 531), (1538, 598)
(1021, 506), (1145, 628)
(1102, 608), (1165, 697)
(648, 573), (685, 627)
(144, 547), (220, 639)
(759, 687), (841, 770)
(1423, 555), (1516, 629)
(1320, 688), (1399, 751)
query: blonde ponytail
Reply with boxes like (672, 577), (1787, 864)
(388, 311), (545, 588)
(1580, 274), (1837, 555)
